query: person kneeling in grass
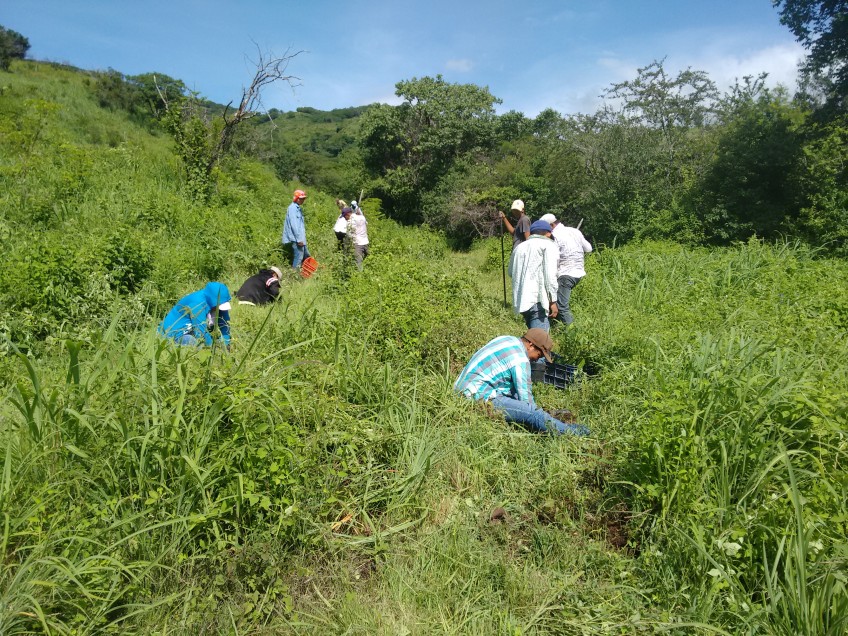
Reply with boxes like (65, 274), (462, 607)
(454, 328), (589, 436)
(236, 266), (283, 306)
(158, 282), (232, 349)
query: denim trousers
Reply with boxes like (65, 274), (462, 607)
(291, 243), (311, 269)
(556, 275), (581, 326)
(490, 395), (590, 436)
(521, 302), (549, 379)
(521, 302), (550, 331)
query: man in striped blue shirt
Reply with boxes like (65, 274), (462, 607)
(454, 329), (589, 436)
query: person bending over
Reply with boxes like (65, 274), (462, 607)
(158, 282), (232, 348)
(454, 328), (589, 436)
(236, 266), (283, 306)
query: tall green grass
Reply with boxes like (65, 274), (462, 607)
(561, 239), (848, 634)
(3, 60), (847, 634)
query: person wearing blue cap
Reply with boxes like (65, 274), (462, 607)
(508, 219), (559, 330)
(508, 219), (559, 381)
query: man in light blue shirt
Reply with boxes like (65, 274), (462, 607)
(454, 329), (589, 436)
(282, 189), (309, 269)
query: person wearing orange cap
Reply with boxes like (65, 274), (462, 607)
(282, 189), (309, 270)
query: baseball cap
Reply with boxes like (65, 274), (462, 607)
(293, 189), (307, 201)
(540, 213), (557, 224)
(270, 266), (283, 279)
(529, 220), (553, 234)
(510, 199), (525, 213)
(524, 328), (555, 363)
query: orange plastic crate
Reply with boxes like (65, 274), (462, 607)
(301, 256), (319, 278)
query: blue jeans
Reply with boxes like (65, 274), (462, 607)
(290, 243), (310, 269)
(521, 302), (550, 331)
(521, 302), (549, 379)
(490, 396), (590, 436)
(556, 275), (581, 326)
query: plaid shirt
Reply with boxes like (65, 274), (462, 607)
(454, 336), (534, 403)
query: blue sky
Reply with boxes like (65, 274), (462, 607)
(2, 1), (804, 117)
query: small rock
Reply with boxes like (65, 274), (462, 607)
(490, 507), (508, 523)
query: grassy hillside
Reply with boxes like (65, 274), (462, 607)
(254, 104), (367, 193)
(1, 60), (847, 634)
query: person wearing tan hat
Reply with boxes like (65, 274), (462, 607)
(454, 329), (590, 436)
(498, 199), (530, 248)
(235, 266), (284, 306)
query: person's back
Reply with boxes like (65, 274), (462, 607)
(552, 225), (592, 278)
(158, 282), (232, 346)
(236, 267), (282, 306)
(349, 213), (368, 245)
(542, 215), (592, 327)
(348, 211), (370, 268)
(454, 329), (590, 436)
(509, 234), (559, 315)
(454, 335), (531, 402)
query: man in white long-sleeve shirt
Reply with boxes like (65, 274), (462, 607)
(540, 214), (592, 326)
(508, 220), (559, 331)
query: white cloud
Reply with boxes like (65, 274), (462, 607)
(446, 58), (474, 72)
(367, 91), (405, 106)
(509, 40), (807, 119)
(690, 42), (805, 91)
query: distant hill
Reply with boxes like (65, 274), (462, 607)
(251, 104), (370, 194)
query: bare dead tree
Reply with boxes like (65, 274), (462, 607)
(154, 45), (303, 200)
(209, 45), (303, 176)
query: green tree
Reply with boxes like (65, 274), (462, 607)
(697, 84), (806, 242)
(796, 116), (848, 253)
(93, 69), (186, 125)
(773, 0), (848, 111)
(0, 25), (30, 71)
(495, 110), (531, 141)
(604, 59), (718, 181)
(535, 61), (719, 244)
(358, 75), (500, 221)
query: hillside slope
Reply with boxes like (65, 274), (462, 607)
(1, 60), (846, 635)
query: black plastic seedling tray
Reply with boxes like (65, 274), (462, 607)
(543, 360), (577, 389)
